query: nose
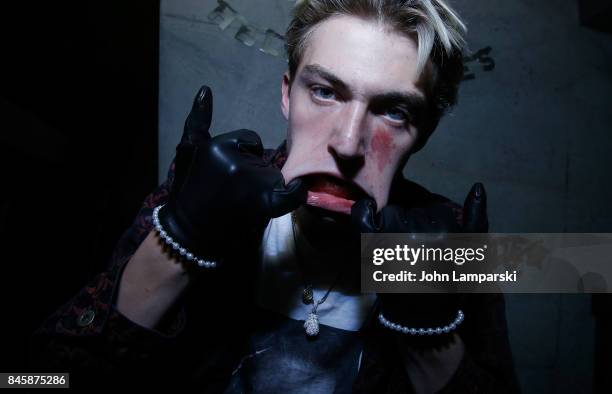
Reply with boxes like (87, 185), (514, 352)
(328, 102), (367, 175)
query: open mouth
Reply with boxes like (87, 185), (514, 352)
(304, 174), (368, 215)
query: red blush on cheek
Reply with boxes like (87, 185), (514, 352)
(370, 129), (395, 172)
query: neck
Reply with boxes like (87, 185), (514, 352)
(292, 205), (361, 292)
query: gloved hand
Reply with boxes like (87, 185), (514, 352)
(157, 86), (307, 267)
(351, 182), (488, 343)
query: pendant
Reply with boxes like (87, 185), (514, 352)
(304, 312), (320, 337)
(302, 285), (314, 305)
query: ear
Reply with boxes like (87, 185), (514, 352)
(281, 71), (291, 121)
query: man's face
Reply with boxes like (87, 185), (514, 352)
(281, 15), (426, 215)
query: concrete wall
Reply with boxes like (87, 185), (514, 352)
(159, 1), (612, 392)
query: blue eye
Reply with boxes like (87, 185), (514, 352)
(312, 86), (336, 100)
(384, 108), (408, 122)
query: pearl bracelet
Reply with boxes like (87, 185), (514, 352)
(378, 309), (464, 335)
(152, 205), (217, 268)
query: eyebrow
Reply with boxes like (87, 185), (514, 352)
(301, 64), (350, 93)
(300, 63), (428, 115)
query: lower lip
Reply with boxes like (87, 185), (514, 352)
(306, 191), (355, 215)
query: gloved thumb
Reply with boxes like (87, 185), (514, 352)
(463, 182), (488, 232)
(267, 178), (308, 218)
(351, 198), (380, 233)
(181, 85), (213, 145)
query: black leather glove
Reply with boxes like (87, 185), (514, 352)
(351, 182), (488, 343)
(158, 86), (307, 266)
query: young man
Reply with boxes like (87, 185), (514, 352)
(32, 1), (520, 392)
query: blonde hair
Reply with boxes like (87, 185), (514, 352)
(286, 0), (468, 152)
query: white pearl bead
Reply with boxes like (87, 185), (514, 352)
(378, 310), (464, 336)
(151, 204), (218, 270)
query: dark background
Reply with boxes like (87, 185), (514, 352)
(0, 1), (611, 393)
(0, 0), (159, 373)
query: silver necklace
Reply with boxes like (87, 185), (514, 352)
(291, 211), (343, 337)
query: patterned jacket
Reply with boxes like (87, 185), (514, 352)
(31, 141), (520, 393)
